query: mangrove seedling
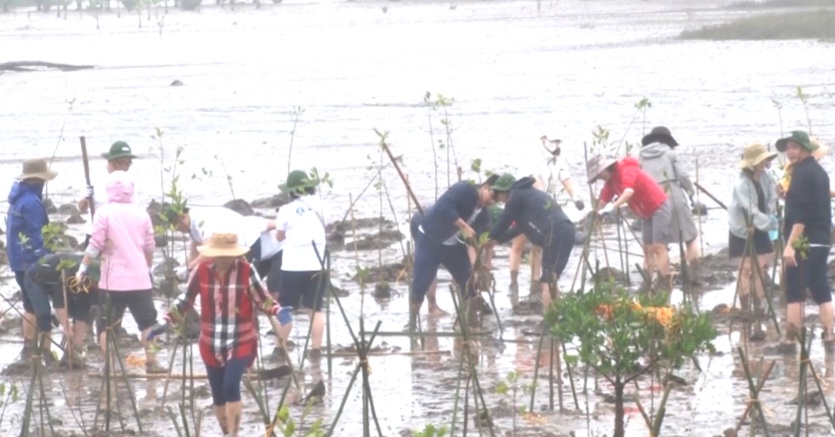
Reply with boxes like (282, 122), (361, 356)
(546, 282), (716, 437)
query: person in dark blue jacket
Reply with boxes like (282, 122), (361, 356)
(488, 174), (575, 313)
(6, 158), (58, 360)
(410, 175), (500, 318)
(410, 189), (499, 315)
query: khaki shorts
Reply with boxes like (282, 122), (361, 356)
(642, 200), (672, 245)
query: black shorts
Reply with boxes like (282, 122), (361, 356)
(96, 289), (158, 334)
(539, 222), (576, 284)
(57, 288), (97, 324)
(279, 270), (328, 311)
(729, 231), (773, 258)
(784, 246), (831, 304)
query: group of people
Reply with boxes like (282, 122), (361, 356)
(5, 142), (327, 437)
(4, 127), (833, 435)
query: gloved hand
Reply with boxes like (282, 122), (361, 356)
(85, 185), (94, 199)
(769, 215), (779, 229)
(574, 199), (585, 211)
(274, 305), (294, 326)
(598, 203), (616, 216)
(75, 263), (88, 282)
(174, 266), (189, 282)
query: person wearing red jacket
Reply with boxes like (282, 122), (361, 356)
(587, 155), (672, 291)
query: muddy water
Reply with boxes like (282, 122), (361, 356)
(2, 0), (835, 435)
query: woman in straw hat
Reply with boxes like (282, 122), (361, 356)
(6, 158), (57, 362)
(166, 233), (287, 437)
(728, 143), (779, 341)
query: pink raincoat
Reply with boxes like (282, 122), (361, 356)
(87, 171), (155, 291)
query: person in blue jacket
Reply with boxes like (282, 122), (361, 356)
(410, 175), (501, 319)
(6, 158), (58, 360)
(488, 174), (575, 313)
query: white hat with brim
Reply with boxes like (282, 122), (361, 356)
(737, 143), (778, 170)
(16, 158), (58, 181)
(586, 155), (617, 183)
(197, 233), (250, 258)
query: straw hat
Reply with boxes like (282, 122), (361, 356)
(197, 233), (249, 258)
(811, 137), (829, 161)
(16, 158), (58, 181)
(738, 143), (778, 169)
(586, 155), (617, 183)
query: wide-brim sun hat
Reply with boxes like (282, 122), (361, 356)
(197, 233), (249, 258)
(279, 169), (319, 194)
(491, 173), (516, 191)
(738, 143), (778, 169)
(586, 155), (617, 183)
(16, 158), (58, 181)
(101, 141), (138, 160)
(775, 130), (814, 153)
(641, 126), (679, 148)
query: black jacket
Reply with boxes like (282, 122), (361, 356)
(488, 177), (572, 247)
(28, 253), (83, 287)
(784, 157), (832, 245)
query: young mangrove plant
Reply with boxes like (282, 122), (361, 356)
(546, 281), (716, 437)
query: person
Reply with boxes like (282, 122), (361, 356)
(167, 233), (286, 437)
(638, 126), (701, 284)
(273, 170), (328, 356)
(164, 205), (282, 282)
(77, 141), (145, 248)
(6, 158), (57, 360)
(409, 174), (499, 315)
(774, 131), (833, 353)
(410, 176), (499, 320)
(24, 252), (100, 366)
(778, 137), (835, 199)
(488, 173), (576, 311)
(76, 170), (165, 373)
(587, 155), (672, 291)
(509, 136), (584, 291)
(728, 143), (779, 341)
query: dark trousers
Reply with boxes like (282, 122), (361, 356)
(205, 356), (253, 406)
(411, 232), (472, 305)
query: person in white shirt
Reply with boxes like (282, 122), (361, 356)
(77, 141), (145, 248)
(164, 205), (283, 281)
(509, 136), (584, 290)
(272, 170), (328, 357)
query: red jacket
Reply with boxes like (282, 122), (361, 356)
(599, 157), (667, 219)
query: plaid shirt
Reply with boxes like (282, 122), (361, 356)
(174, 259), (274, 367)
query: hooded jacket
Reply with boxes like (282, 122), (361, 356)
(6, 181), (49, 272)
(638, 142), (694, 197)
(599, 157), (667, 219)
(488, 177), (572, 247)
(419, 181), (482, 246)
(86, 171), (155, 291)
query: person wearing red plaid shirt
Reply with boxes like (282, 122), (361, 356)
(166, 232), (286, 437)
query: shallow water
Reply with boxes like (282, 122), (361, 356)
(2, 0), (835, 435)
